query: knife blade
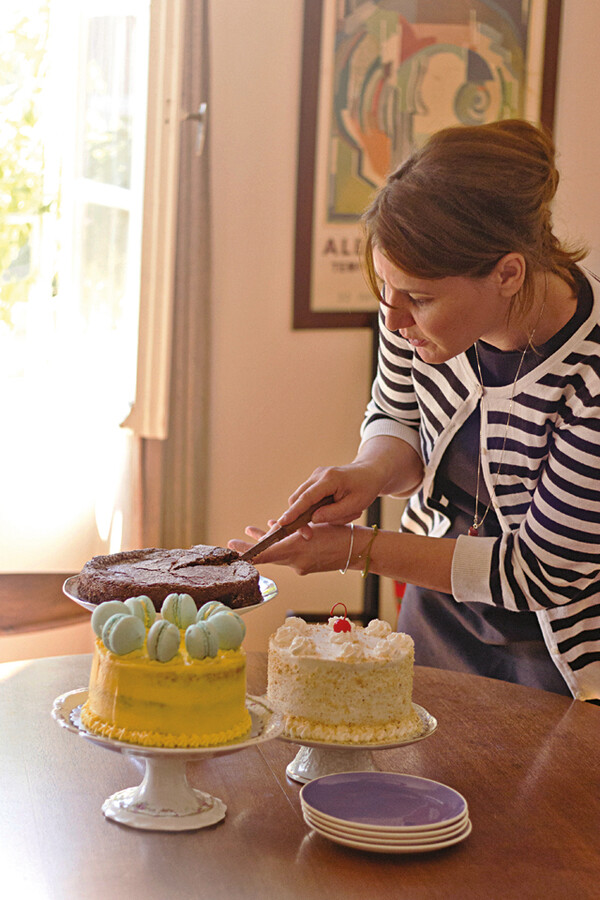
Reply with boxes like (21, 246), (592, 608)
(239, 494), (336, 562)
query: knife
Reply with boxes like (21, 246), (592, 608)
(239, 495), (336, 562)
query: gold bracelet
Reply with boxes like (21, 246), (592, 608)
(338, 523), (355, 575)
(359, 524), (379, 579)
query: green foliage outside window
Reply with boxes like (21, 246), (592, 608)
(0, 6), (52, 327)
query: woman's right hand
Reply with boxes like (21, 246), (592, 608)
(276, 435), (423, 530)
(277, 462), (385, 529)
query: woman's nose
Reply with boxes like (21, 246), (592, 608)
(383, 296), (415, 332)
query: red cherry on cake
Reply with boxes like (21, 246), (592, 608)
(330, 602), (352, 632)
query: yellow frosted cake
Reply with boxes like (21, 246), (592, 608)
(267, 611), (421, 744)
(80, 594), (252, 748)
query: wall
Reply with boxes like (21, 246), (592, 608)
(552, 5), (600, 252)
(0, 622), (93, 664)
(208, 0), (377, 652)
(208, 1), (600, 652)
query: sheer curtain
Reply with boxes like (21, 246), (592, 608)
(137, 0), (212, 550)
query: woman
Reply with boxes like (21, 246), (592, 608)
(229, 120), (600, 702)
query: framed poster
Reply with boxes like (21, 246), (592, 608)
(293, 0), (563, 329)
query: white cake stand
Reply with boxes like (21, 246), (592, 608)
(52, 690), (283, 831)
(62, 574), (278, 613)
(281, 704), (437, 783)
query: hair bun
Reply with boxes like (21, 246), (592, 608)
(362, 117), (588, 320)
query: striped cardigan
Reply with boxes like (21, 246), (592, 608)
(360, 263), (600, 700)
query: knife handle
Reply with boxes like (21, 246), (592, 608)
(279, 494), (336, 535)
(239, 494), (336, 561)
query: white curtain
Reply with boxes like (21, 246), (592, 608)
(138, 0), (212, 550)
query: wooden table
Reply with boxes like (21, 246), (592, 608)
(1, 652), (598, 899)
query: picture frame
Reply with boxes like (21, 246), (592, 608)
(293, 0), (563, 329)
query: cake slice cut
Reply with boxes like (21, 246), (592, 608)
(77, 545), (262, 611)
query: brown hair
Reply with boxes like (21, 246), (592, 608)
(362, 119), (588, 320)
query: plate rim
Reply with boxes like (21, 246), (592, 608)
(52, 688), (283, 758)
(300, 771), (468, 830)
(302, 803), (470, 839)
(304, 814), (472, 854)
(63, 573), (277, 615)
(278, 702), (437, 750)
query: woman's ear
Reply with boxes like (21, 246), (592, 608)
(494, 253), (526, 297)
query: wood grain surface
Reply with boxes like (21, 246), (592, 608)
(0, 653), (598, 899)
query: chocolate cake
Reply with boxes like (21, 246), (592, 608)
(77, 545), (262, 611)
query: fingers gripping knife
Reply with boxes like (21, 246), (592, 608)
(239, 496), (335, 562)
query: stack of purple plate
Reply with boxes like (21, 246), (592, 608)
(300, 771), (471, 854)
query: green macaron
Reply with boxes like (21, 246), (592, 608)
(161, 593), (198, 629)
(102, 613), (146, 656)
(147, 619), (180, 662)
(124, 595), (156, 628)
(196, 601), (228, 622)
(91, 600), (129, 638)
(208, 610), (246, 650)
(185, 621), (219, 659)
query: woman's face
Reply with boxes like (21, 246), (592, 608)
(373, 248), (510, 364)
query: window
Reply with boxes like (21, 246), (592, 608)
(0, 1), (152, 570)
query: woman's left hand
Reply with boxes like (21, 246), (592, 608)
(228, 521), (357, 576)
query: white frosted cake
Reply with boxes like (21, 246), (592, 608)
(267, 613), (421, 744)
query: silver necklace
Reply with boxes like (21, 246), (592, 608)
(469, 291), (547, 537)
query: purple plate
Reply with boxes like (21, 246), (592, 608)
(300, 772), (467, 829)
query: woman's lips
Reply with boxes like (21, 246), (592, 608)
(403, 334), (427, 347)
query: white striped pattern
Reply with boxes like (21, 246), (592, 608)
(360, 268), (600, 700)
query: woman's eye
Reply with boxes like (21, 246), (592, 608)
(377, 284), (432, 308)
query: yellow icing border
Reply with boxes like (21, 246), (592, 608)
(80, 703), (252, 748)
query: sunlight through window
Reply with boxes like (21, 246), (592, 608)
(0, 1), (150, 571)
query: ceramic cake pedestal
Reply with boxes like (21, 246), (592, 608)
(52, 690), (282, 831)
(101, 755), (227, 830)
(286, 744), (378, 783)
(281, 703), (438, 784)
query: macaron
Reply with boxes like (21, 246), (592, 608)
(91, 600), (129, 638)
(102, 613), (145, 656)
(185, 622), (219, 659)
(161, 593), (198, 629)
(124, 595), (156, 628)
(196, 601), (227, 622)
(147, 619), (180, 662)
(209, 610), (246, 650)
